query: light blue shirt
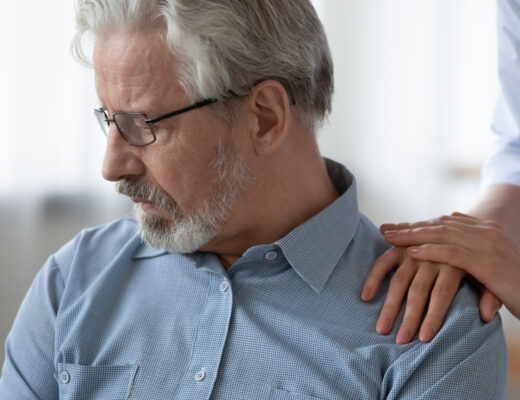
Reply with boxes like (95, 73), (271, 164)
(0, 160), (507, 399)
(482, 0), (520, 187)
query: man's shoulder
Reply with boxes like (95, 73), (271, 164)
(381, 281), (508, 399)
(340, 212), (390, 275)
(74, 216), (139, 248)
(58, 217), (139, 255)
(356, 213), (390, 251)
(52, 217), (140, 280)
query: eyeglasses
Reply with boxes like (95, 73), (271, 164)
(94, 97), (222, 147)
(94, 82), (295, 146)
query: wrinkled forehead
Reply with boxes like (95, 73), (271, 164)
(93, 29), (186, 110)
(93, 29), (172, 78)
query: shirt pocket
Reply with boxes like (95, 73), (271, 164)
(269, 388), (331, 400)
(57, 363), (139, 400)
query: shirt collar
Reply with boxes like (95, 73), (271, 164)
(275, 158), (360, 293)
(132, 159), (361, 292)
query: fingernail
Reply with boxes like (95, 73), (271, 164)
(361, 286), (372, 301)
(419, 326), (435, 343)
(380, 224), (396, 232)
(376, 316), (391, 334)
(396, 328), (412, 345)
(408, 246), (419, 254)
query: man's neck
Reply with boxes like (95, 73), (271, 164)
(204, 151), (339, 269)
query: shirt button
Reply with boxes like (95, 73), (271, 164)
(194, 368), (206, 382)
(265, 251), (278, 261)
(219, 280), (230, 293)
(60, 370), (70, 384)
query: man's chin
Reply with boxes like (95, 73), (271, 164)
(139, 227), (216, 254)
(133, 205), (217, 254)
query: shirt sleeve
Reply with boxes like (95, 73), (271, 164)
(381, 286), (508, 400)
(0, 255), (64, 399)
(481, 0), (520, 188)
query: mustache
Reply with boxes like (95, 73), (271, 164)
(115, 178), (178, 214)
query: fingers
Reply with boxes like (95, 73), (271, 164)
(406, 243), (474, 272)
(478, 289), (503, 322)
(378, 213), (520, 340)
(375, 258), (418, 335)
(409, 242), (520, 320)
(380, 213), (482, 234)
(380, 213), (500, 239)
(418, 265), (465, 342)
(382, 217), (504, 252)
(408, 243), (497, 287)
(383, 224), (475, 248)
(362, 247), (403, 301)
(395, 263), (437, 344)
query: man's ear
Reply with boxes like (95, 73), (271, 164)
(245, 80), (292, 156)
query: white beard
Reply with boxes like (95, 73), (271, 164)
(117, 139), (252, 253)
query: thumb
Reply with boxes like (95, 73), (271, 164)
(479, 289), (503, 322)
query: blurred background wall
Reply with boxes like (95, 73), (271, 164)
(0, 0), (518, 397)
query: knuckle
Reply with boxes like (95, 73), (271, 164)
(390, 272), (410, 286)
(404, 298), (423, 314)
(406, 291), (427, 308)
(432, 283), (457, 299)
(409, 280), (433, 297)
(433, 225), (450, 235)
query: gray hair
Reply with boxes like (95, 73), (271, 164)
(73, 0), (334, 130)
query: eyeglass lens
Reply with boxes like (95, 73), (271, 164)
(94, 108), (109, 136)
(94, 109), (155, 146)
(114, 113), (154, 145)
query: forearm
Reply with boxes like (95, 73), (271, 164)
(469, 184), (520, 242)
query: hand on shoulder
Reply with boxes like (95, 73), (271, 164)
(362, 212), (520, 344)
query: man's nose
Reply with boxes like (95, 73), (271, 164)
(102, 126), (145, 182)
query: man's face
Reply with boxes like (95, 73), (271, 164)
(93, 29), (253, 253)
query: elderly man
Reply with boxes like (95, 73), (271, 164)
(0, 1), (507, 399)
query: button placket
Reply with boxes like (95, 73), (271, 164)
(175, 273), (233, 398)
